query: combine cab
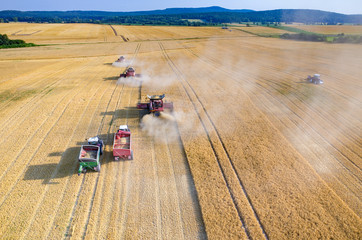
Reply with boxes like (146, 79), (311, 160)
(115, 56), (125, 62)
(137, 94), (173, 116)
(307, 74), (323, 84)
(113, 125), (133, 160)
(78, 137), (104, 175)
(120, 67), (141, 78)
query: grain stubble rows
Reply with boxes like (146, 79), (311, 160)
(0, 23), (361, 239)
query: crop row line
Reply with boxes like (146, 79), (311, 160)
(0, 58), (105, 238)
(159, 42), (269, 240)
(184, 44), (361, 182)
(69, 43), (141, 239)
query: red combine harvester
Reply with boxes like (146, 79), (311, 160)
(137, 94), (173, 116)
(120, 67), (141, 78)
(115, 56), (125, 62)
(113, 125), (133, 160)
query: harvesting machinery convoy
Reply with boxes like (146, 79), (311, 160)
(120, 67), (141, 78)
(137, 94), (173, 116)
(307, 74), (323, 84)
(113, 125), (133, 160)
(78, 137), (104, 175)
(115, 56), (125, 62)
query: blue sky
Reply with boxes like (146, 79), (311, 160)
(1, 0), (361, 14)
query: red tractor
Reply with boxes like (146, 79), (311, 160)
(120, 67), (141, 78)
(137, 94), (173, 116)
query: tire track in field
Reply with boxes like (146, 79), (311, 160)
(166, 121), (207, 239)
(159, 42), (268, 240)
(0, 59), (106, 238)
(257, 76), (361, 169)
(0, 60), (75, 113)
(252, 68), (361, 159)
(0, 59), (98, 208)
(100, 86), (134, 239)
(64, 43), (141, 239)
(109, 24), (118, 36)
(185, 44), (362, 179)
(0, 61), (95, 178)
(181, 44), (362, 215)
(0, 60), (77, 130)
(81, 43), (141, 239)
(42, 73), (115, 240)
(63, 77), (122, 240)
(194, 41), (361, 160)
(83, 84), (128, 240)
(21, 61), (115, 240)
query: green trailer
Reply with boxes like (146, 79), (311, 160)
(78, 137), (103, 175)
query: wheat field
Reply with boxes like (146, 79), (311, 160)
(0, 23), (361, 239)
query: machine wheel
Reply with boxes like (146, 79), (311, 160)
(95, 164), (101, 172)
(154, 111), (160, 117)
(129, 150), (133, 160)
(115, 156), (119, 161)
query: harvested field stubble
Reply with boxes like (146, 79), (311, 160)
(0, 24), (361, 239)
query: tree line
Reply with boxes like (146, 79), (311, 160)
(0, 9), (361, 25)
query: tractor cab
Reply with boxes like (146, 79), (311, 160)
(118, 125), (130, 132)
(148, 94), (165, 112)
(126, 67), (135, 77)
(307, 74), (323, 84)
(87, 136), (104, 155)
(116, 56), (125, 62)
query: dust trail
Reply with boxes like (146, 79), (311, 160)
(116, 76), (144, 87)
(131, 59), (178, 91)
(140, 112), (178, 142)
(112, 61), (131, 68)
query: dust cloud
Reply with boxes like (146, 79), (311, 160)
(112, 60), (131, 68)
(140, 112), (179, 142)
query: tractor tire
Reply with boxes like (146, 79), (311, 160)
(95, 164), (101, 172)
(129, 150), (133, 160)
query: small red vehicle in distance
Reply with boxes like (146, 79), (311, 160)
(120, 67), (141, 78)
(137, 94), (173, 117)
(113, 125), (133, 160)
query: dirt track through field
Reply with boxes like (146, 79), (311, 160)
(0, 23), (361, 240)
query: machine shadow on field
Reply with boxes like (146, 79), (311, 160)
(103, 76), (119, 81)
(100, 107), (141, 119)
(24, 146), (115, 184)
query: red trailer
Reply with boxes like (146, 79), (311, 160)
(113, 125), (133, 160)
(137, 94), (173, 117)
(120, 67), (141, 78)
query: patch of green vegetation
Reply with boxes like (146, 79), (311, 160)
(231, 27), (280, 38)
(268, 25), (316, 34)
(0, 90), (13, 102)
(44, 87), (55, 95)
(0, 43), (37, 49)
(280, 33), (327, 42)
(0, 34), (37, 49)
(0, 89), (38, 103)
(331, 34), (362, 43)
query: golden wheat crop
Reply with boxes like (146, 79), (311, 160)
(0, 23), (361, 239)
